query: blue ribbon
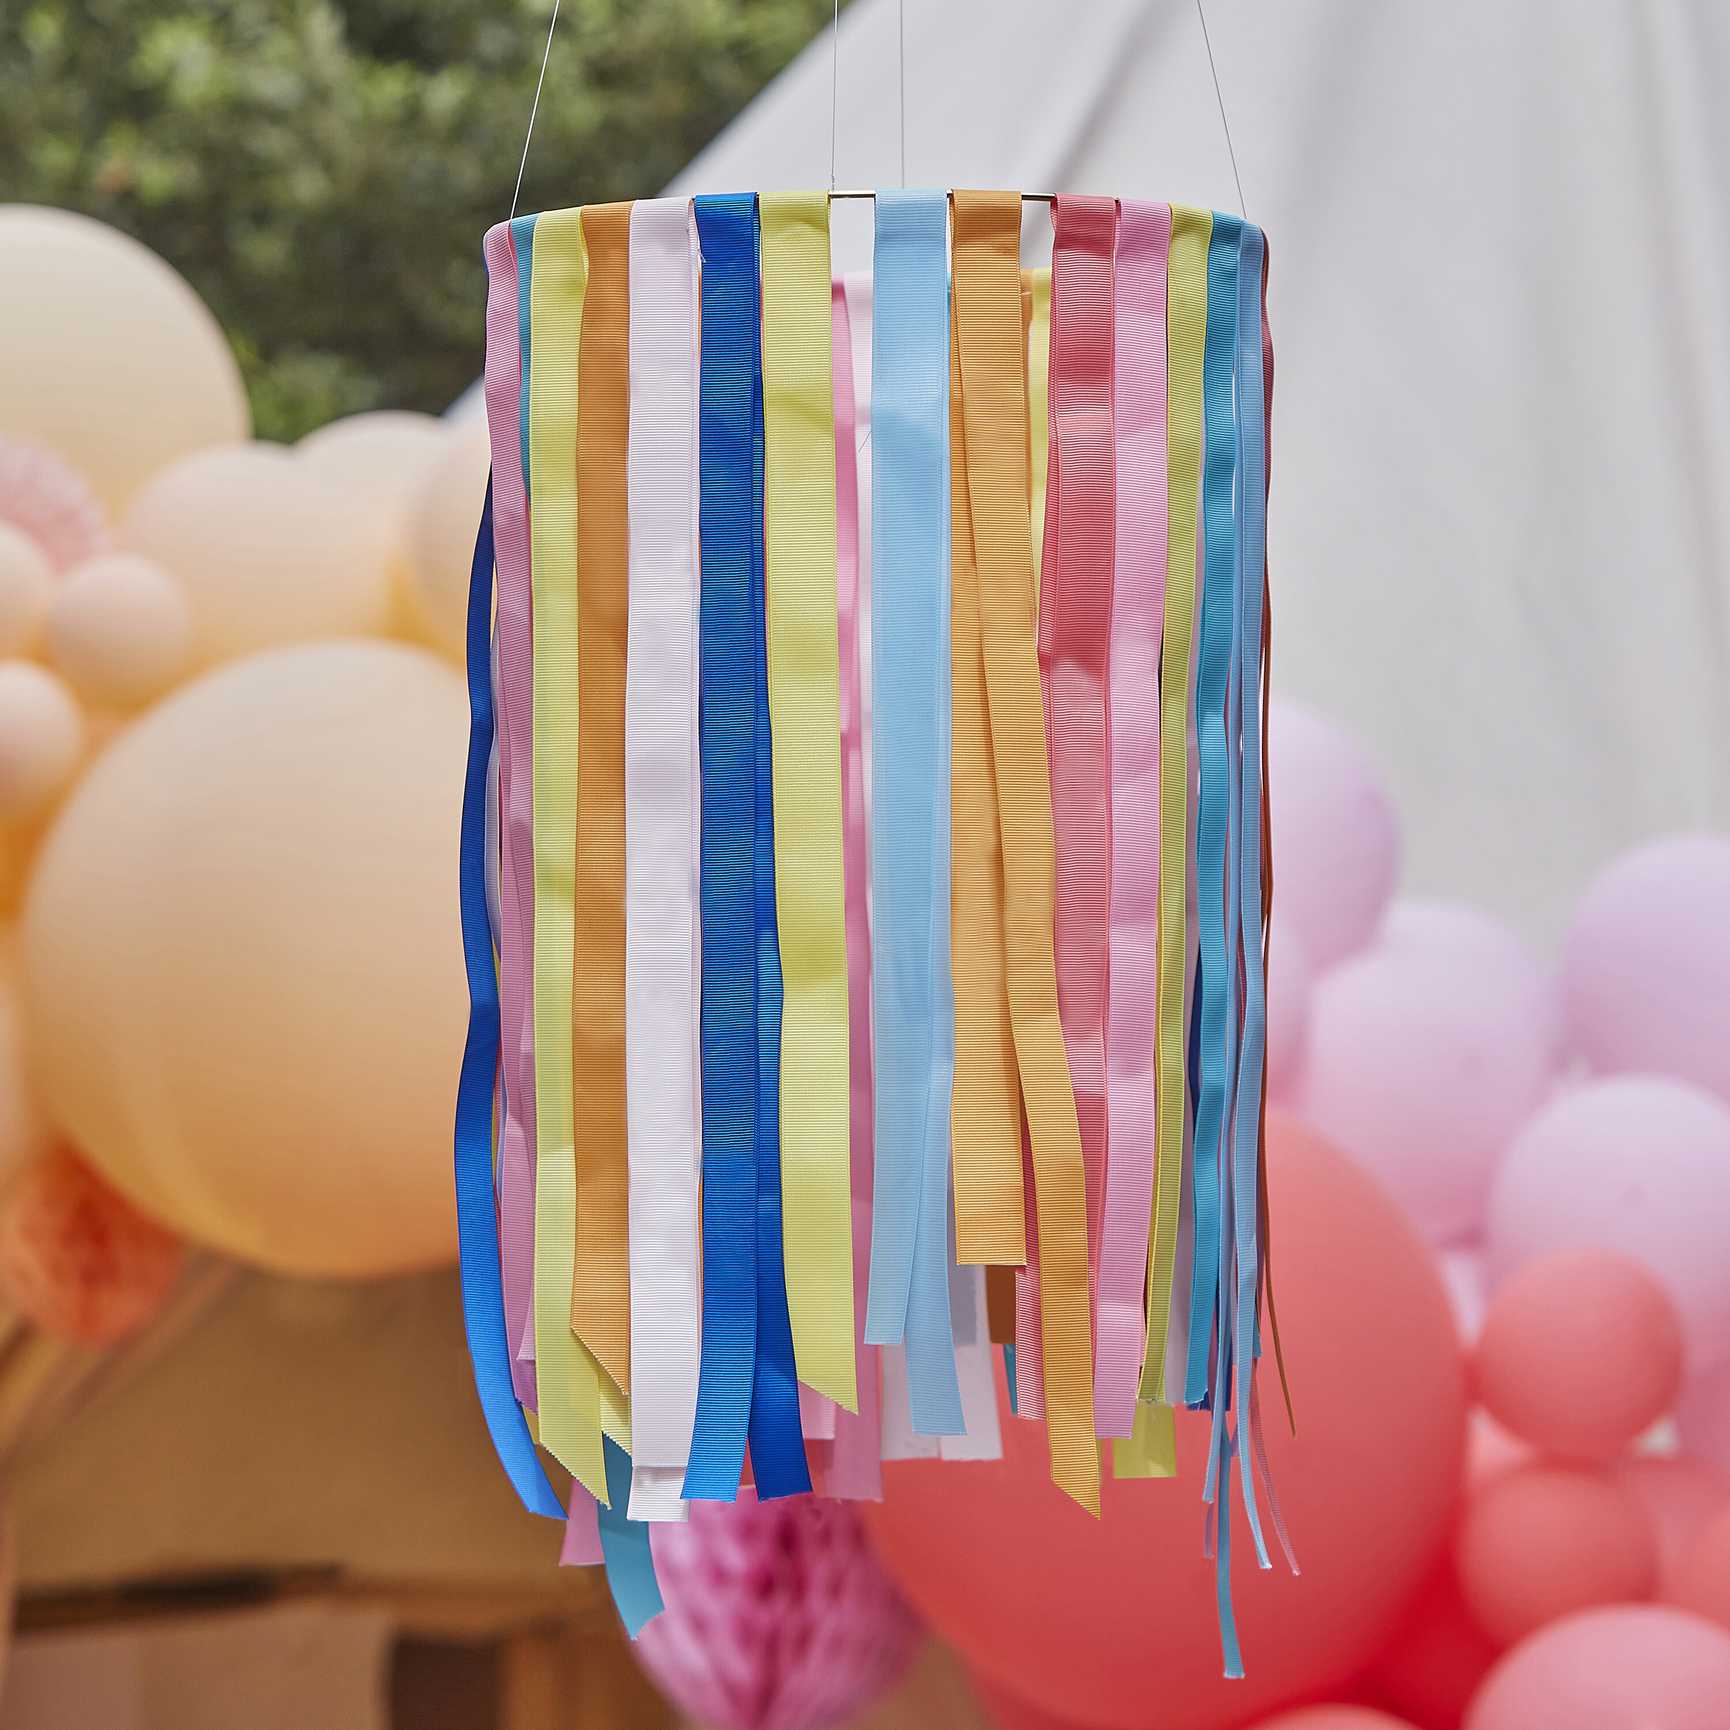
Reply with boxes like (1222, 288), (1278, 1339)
(598, 1437), (665, 1637)
(1184, 215), (1243, 1409)
(684, 194), (808, 1502)
(453, 471), (562, 1521)
(864, 189), (962, 1436)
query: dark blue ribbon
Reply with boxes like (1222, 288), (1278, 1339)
(684, 194), (809, 1501)
(454, 473), (563, 1520)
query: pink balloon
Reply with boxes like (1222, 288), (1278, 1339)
(1293, 942), (1555, 1243)
(635, 1490), (919, 1730)
(1474, 1249), (1683, 1461)
(1485, 1078), (1730, 1374)
(1369, 1563), (1498, 1730)
(1610, 1457), (1730, 1598)
(1670, 1507), (1730, 1634)
(1563, 836), (1730, 1105)
(0, 436), (108, 571)
(1265, 918), (1316, 1104)
(1466, 1606), (1730, 1730)
(1267, 700), (1401, 971)
(1677, 1361), (1730, 1475)
(1455, 1464), (1656, 1649)
(1440, 1248), (1489, 1344)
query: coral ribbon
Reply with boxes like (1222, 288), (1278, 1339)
(951, 190), (1096, 1513)
(758, 193), (858, 1413)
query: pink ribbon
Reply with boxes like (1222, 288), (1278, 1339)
(1094, 201), (1172, 1436)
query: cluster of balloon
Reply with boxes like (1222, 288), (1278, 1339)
(634, 1489), (921, 1729)
(0, 203), (493, 1327)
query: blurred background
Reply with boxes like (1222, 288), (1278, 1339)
(3, 2), (1730, 1728)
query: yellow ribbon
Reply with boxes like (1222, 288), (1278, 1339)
(570, 200), (634, 1400)
(758, 192), (857, 1412)
(1112, 1398), (1177, 1480)
(1142, 204), (1212, 1404)
(527, 207), (607, 1499)
(953, 191), (1097, 1514)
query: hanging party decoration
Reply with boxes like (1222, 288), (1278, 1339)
(455, 186), (1290, 1669)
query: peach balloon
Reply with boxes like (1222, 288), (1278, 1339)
(0, 951), (51, 1185)
(1610, 1456), (1730, 1597)
(1474, 1249), (1683, 1461)
(0, 662), (84, 819)
(0, 208), (248, 513)
(404, 415), (491, 662)
(119, 443), (394, 666)
(297, 411), (449, 510)
(1466, 1606), (1730, 1730)
(21, 641), (468, 1275)
(0, 1148), (184, 1344)
(46, 554), (192, 710)
(1250, 1712), (1418, 1730)
(0, 438), (108, 573)
(866, 1118), (1467, 1730)
(1455, 1464), (1656, 1649)
(0, 525), (53, 659)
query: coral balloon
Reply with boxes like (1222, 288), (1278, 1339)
(1610, 1457), (1730, 1597)
(0, 525), (53, 659)
(1670, 1507), (1730, 1633)
(635, 1490), (919, 1730)
(0, 438), (108, 573)
(1267, 701), (1400, 970)
(0, 662), (84, 820)
(1474, 1249), (1683, 1461)
(1369, 1563), (1498, 1730)
(1678, 1363), (1730, 1475)
(46, 555), (192, 710)
(1466, 1606), (1730, 1730)
(1455, 1464), (1656, 1649)
(865, 1118), (1467, 1730)
(21, 641), (468, 1275)
(1381, 899), (1562, 1065)
(403, 416), (491, 662)
(1265, 918), (1314, 1104)
(0, 208), (247, 513)
(119, 443), (394, 666)
(0, 1148), (184, 1343)
(1485, 1077), (1730, 1373)
(1293, 940), (1554, 1242)
(1564, 836), (1730, 1105)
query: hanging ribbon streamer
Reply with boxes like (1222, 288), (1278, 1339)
(598, 1436), (665, 1637)
(759, 192), (858, 1415)
(864, 189), (963, 1436)
(830, 275), (885, 1500)
(1141, 204), (1212, 1408)
(952, 190), (1097, 1514)
(1094, 200), (1171, 1441)
(623, 196), (703, 1521)
(572, 201), (635, 1403)
(453, 456), (562, 1521)
(526, 207), (606, 1500)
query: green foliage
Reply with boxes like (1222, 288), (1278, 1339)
(1, 0), (830, 439)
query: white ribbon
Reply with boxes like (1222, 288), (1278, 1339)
(624, 196), (702, 1521)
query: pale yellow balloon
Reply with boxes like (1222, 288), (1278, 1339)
(0, 207), (248, 514)
(0, 933), (50, 1187)
(119, 443), (395, 666)
(47, 554), (192, 710)
(404, 415), (491, 662)
(0, 663), (85, 820)
(0, 524), (53, 659)
(296, 411), (451, 514)
(21, 640), (469, 1276)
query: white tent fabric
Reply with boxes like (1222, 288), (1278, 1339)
(668, 0), (1730, 939)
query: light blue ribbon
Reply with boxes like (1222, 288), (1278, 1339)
(864, 189), (962, 1437)
(598, 1436), (665, 1637)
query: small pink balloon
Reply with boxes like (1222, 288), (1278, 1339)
(1466, 1412), (1532, 1488)
(1293, 942), (1554, 1242)
(635, 1489), (919, 1730)
(0, 1148), (184, 1344)
(1454, 1464), (1657, 1649)
(1474, 1249), (1683, 1461)
(1677, 1361), (1730, 1475)
(1669, 1507), (1730, 1633)
(1466, 1606), (1730, 1730)
(1485, 1078), (1730, 1374)
(1248, 1713), (1419, 1730)
(0, 437), (108, 572)
(1267, 700), (1401, 971)
(1610, 1456), (1730, 1598)
(1265, 918), (1315, 1104)
(1563, 836), (1730, 1106)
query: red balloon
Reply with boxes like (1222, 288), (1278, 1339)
(1369, 1563), (1498, 1730)
(866, 1117), (1466, 1730)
